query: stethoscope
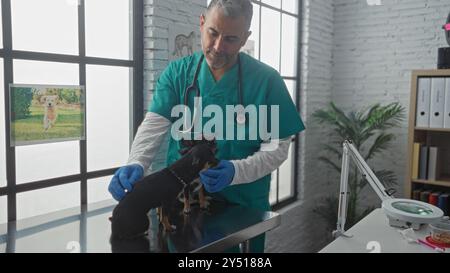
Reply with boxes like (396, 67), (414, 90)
(180, 54), (246, 134)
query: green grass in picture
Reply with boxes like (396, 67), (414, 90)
(12, 105), (84, 142)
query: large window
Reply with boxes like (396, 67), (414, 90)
(0, 59), (5, 189)
(0, 0), (143, 223)
(249, 1), (301, 208)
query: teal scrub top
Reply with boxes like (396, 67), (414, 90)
(149, 51), (305, 212)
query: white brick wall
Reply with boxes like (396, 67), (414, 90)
(296, 0), (336, 249)
(331, 0), (450, 206)
(297, 0), (450, 251)
(300, 0), (335, 203)
(143, 0), (206, 114)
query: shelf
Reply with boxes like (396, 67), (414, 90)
(412, 69), (450, 77)
(414, 127), (450, 133)
(407, 70), (450, 198)
(411, 178), (450, 187)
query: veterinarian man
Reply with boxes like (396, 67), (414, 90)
(109, 0), (305, 253)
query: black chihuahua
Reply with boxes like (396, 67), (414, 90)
(110, 139), (218, 240)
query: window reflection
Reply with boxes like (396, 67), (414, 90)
(85, 0), (131, 60)
(243, 3), (260, 58)
(282, 0), (298, 14)
(270, 169), (278, 205)
(15, 142), (80, 184)
(86, 65), (130, 172)
(16, 182), (80, 220)
(281, 15), (298, 77)
(278, 145), (294, 201)
(11, 0), (78, 54)
(88, 176), (115, 204)
(0, 59), (5, 188)
(0, 3), (3, 48)
(261, 7), (281, 70)
(284, 79), (296, 102)
(13, 60), (79, 85)
(262, 0), (281, 9)
(0, 197), (6, 225)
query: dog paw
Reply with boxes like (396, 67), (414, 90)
(200, 200), (210, 210)
(164, 225), (177, 233)
(183, 208), (191, 214)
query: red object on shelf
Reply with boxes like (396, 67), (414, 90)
(429, 193), (439, 206)
(426, 236), (450, 249)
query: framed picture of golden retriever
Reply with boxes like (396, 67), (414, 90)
(9, 84), (85, 146)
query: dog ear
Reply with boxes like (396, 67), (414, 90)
(181, 139), (194, 148)
(40, 96), (46, 104)
(179, 139), (196, 155)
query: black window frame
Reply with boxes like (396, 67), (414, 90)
(0, 0), (144, 222)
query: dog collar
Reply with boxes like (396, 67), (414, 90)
(168, 168), (188, 188)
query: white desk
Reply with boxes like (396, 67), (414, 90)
(320, 208), (448, 253)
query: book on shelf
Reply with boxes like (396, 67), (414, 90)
(418, 145), (428, 180)
(427, 146), (440, 181)
(412, 142), (420, 179)
(416, 77), (431, 127)
(429, 192), (440, 206)
(444, 78), (450, 129)
(438, 194), (449, 216)
(412, 189), (449, 216)
(420, 191), (431, 203)
(429, 78), (446, 128)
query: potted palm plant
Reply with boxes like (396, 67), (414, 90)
(312, 102), (405, 234)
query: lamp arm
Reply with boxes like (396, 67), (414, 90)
(333, 140), (394, 238)
(345, 141), (393, 202)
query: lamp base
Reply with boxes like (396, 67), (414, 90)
(332, 229), (353, 239)
(438, 47), (450, 69)
(387, 216), (423, 230)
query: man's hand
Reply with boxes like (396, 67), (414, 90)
(108, 164), (144, 201)
(199, 160), (235, 193)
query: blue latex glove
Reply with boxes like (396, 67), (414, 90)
(199, 160), (235, 193)
(108, 164), (144, 201)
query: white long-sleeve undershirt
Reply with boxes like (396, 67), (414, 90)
(127, 112), (172, 173)
(230, 138), (291, 185)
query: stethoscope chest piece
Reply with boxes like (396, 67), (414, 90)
(236, 111), (246, 125)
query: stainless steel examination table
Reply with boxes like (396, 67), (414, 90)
(0, 200), (280, 253)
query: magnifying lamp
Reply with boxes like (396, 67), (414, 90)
(333, 140), (444, 238)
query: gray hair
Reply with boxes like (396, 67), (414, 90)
(206, 0), (253, 30)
